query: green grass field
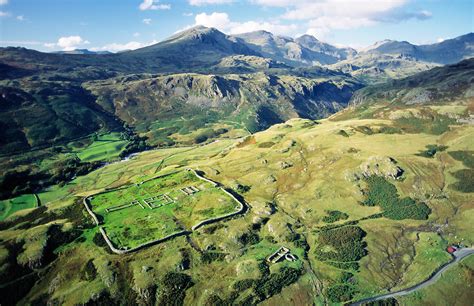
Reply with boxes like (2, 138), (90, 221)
(89, 170), (240, 249)
(75, 133), (128, 162)
(0, 194), (37, 221)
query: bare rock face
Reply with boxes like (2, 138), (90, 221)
(264, 175), (277, 184)
(279, 161), (293, 169)
(359, 156), (404, 180)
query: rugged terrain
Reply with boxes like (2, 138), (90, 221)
(0, 37), (473, 306)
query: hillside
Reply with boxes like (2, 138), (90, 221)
(348, 58), (474, 108)
(0, 58), (473, 305)
(84, 72), (361, 146)
(332, 33), (474, 82)
(234, 30), (355, 65)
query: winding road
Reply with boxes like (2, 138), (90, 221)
(351, 247), (474, 305)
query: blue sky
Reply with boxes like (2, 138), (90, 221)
(0, 0), (472, 52)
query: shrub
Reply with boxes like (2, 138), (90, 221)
(236, 184), (251, 193)
(156, 272), (193, 306)
(395, 114), (457, 135)
(379, 125), (402, 134)
(327, 261), (360, 271)
(201, 251), (226, 264)
(327, 284), (356, 303)
(363, 176), (431, 220)
(448, 150), (474, 168)
(322, 210), (349, 223)
(238, 231), (260, 246)
(416, 144), (448, 158)
(354, 126), (374, 135)
(315, 226), (367, 263)
(338, 130), (349, 137)
(254, 267), (302, 299)
(451, 169), (474, 193)
(258, 141), (275, 148)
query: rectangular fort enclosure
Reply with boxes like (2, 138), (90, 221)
(88, 170), (240, 249)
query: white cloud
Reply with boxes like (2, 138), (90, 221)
(281, 0), (408, 21)
(53, 36), (90, 51)
(0, 10), (10, 17)
(133, 32), (141, 37)
(183, 12), (193, 17)
(16, 15), (25, 21)
(139, 0), (170, 11)
(0, 0), (7, 5)
(193, 12), (298, 36)
(252, 0), (431, 38)
(90, 40), (158, 52)
(229, 20), (298, 35)
(189, 0), (234, 5)
(195, 12), (230, 29)
(143, 18), (152, 25)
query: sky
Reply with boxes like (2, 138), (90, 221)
(0, 0), (472, 52)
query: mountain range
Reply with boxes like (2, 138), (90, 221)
(1, 27), (472, 77)
(0, 26), (473, 160)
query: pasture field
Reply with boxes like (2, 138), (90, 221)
(75, 132), (128, 162)
(0, 194), (37, 221)
(89, 170), (240, 249)
(397, 255), (474, 306)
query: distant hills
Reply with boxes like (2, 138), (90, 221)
(54, 49), (112, 55)
(1, 27), (472, 78)
(364, 33), (474, 64)
(234, 30), (355, 66)
(350, 57), (474, 107)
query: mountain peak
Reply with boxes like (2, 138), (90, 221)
(296, 34), (320, 43)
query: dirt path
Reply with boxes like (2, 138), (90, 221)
(350, 247), (474, 305)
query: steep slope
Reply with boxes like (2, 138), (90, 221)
(85, 72), (361, 145)
(331, 54), (440, 83)
(234, 31), (353, 65)
(127, 26), (260, 69)
(333, 33), (473, 82)
(0, 81), (121, 154)
(295, 34), (356, 60)
(349, 58), (474, 107)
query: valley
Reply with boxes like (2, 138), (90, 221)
(0, 22), (473, 305)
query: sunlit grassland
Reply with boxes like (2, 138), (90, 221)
(0, 194), (37, 221)
(397, 255), (474, 306)
(3, 113), (472, 304)
(74, 132), (128, 162)
(90, 171), (239, 249)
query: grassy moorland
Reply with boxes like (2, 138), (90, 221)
(0, 61), (473, 304)
(1, 101), (472, 304)
(0, 193), (37, 221)
(74, 132), (128, 162)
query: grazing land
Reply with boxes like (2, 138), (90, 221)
(89, 170), (241, 249)
(0, 194), (37, 221)
(75, 132), (129, 162)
